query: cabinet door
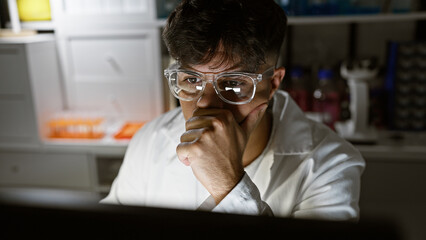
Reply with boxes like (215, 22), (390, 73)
(0, 46), (27, 95)
(0, 100), (37, 141)
(0, 152), (92, 190)
(62, 30), (164, 121)
(70, 36), (154, 80)
(0, 44), (38, 145)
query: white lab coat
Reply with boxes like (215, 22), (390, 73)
(101, 90), (365, 221)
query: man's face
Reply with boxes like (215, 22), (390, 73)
(179, 57), (278, 124)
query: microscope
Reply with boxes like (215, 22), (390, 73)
(335, 58), (379, 144)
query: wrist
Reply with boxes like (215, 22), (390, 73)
(212, 170), (245, 204)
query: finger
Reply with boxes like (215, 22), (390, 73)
(192, 108), (235, 127)
(176, 140), (203, 167)
(240, 103), (268, 135)
(180, 128), (205, 143)
(192, 108), (224, 117)
(185, 116), (214, 131)
(176, 142), (191, 166)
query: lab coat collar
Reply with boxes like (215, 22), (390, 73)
(270, 91), (314, 156)
(162, 107), (186, 145)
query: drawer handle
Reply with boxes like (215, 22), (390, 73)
(105, 54), (122, 74)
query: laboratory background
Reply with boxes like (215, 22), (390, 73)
(0, 0), (425, 239)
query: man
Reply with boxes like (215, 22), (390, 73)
(101, 0), (365, 221)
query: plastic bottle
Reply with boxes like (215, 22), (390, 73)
(354, 0), (382, 14)
(391, 0), (412, 13)
(307, 0), (329, 15)
(276, 0), (308, 16)
(312, 69), (341, 130)
(287, 67), (311, 112)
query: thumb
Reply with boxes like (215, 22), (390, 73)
(240, 103), (268, 135)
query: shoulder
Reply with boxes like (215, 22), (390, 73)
(271, 90), (364, 168)
(131, 107), (184, 142)
(309, 121), (365, 172)
(125, 107), (185, 157)
(138, 107), (184, 134)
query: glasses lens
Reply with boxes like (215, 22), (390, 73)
(170, 71), (203, 100)
(216, 75), (254, 103)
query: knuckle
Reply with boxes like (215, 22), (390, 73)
(200, 127), (214, 141)
(211, 117), (225, 130)
(176, 142), (186, 153)
(192, 140), (203, 153)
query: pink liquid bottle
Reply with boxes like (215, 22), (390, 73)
(312, 69), (341, 130)
(287, 67), (311, 112)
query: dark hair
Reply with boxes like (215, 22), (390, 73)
(162, 0), (287, 71)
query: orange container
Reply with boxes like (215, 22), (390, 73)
(48, 117), (104, 139)
(114, 122), (145, 140)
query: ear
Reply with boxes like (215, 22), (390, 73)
(269, 67), (285, 100)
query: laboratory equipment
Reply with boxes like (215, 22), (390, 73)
(335, 58), (379, 143)
(312, 68), (340, 130)
(385, 41), (426, 131)
(286, 67), (311, 112)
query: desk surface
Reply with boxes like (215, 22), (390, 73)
(354, 131), (426, 161)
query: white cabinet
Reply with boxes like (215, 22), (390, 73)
(0, 0), (164, 192)
(0, 151), (92, 190)
(69, 36), (153, 80)
(0, 35), (63, 147)
(64, 32), (163, 120)
(51, 0), (164, 122)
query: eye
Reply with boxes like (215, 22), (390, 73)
(218, 76), (247, 87)
(185, 77), (201, 84)
(223, 80), (243, 87)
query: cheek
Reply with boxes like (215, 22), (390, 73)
(230, 84), (271, 122)
(226, 105), (251, 123)
(256, 81), (273, 101)
(228, 99), (267, 123)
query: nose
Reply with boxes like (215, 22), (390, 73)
(196, 82), (224, 109)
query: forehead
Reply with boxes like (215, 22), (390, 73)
(185, 63), (243, 74)
(181, 50), (256, 73)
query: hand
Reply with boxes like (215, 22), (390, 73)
(176, 104), (268, 204)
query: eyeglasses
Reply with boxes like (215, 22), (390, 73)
(164, 64), (275, 105)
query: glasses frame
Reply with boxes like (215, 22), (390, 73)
(164, 64), (275, 105)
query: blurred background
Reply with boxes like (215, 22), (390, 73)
(0, 0), (425, 239)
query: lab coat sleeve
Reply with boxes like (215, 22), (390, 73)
(212, 173), (273, 216)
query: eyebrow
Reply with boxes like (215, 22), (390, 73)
(181, 63), (255, 74)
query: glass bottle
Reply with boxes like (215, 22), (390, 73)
(287, 67), (310, 112)
(312, 69), (341, 130)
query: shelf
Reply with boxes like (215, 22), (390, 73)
(7, 19), (165, 31)
(157, 12), (426, 26)
(6, 21), (55, 31)
(40, 119), (133, 156)
(287, 12), (426, 25)
(42, 139), (128, 155)
(7, 12), (426, 32)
